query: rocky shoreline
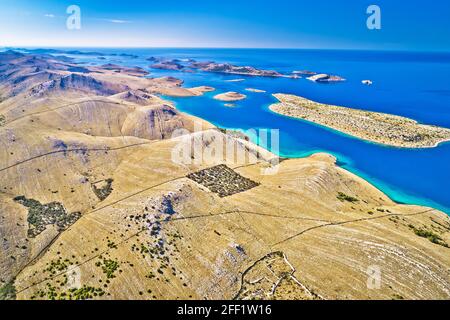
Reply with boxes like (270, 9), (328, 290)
(270, 93), (450, 148)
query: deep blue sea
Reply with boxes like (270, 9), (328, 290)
(14, 48), (450, 214)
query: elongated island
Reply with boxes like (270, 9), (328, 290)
(270, 93), (450, 148)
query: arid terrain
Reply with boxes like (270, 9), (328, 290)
(0, 51), (449, 300)
(270, 94), (450, 148)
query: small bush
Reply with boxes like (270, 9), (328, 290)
(97, 259), (120, 279)
(337, 192), (359, 203)
(0, 281), (16, 300)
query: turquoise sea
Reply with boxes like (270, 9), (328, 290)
(15, 48), (450, 214)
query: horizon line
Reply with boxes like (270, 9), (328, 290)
(2, 45), (450, 54)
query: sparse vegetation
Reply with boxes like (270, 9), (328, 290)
(409, 224), (449, 247)
(92, 178), (114, 201)
(392, 293), (404, 300)
(0, 114), (5, 126)
(337, 192), (359, 203)
(13, 196), (81, 237)
(97, 258), (120, 279)
(45, 258), (72, 275)
(66, 286), (105, 300)
(33, 284), (105, 300)
(107, 239), (118, 249)
(0, 281), (16, 300)
(187, 164), (259, 197)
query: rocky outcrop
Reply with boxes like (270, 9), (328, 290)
(307, 73), (345, 83)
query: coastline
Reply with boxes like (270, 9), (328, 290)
(173, 99), (450, 214)
(171, 99), (450, 215)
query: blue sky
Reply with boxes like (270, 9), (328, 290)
(1, 0), (449, 51)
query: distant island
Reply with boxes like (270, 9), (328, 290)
(147, 56), (302, 78)
(190, 61), (289, 78)
(214, 91), (247, 101)
(270, 93), (450, 148)
(144, 55), (349, 84)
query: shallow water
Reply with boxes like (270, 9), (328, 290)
(17, 48), (450, 214)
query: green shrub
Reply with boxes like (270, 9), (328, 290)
(337, 192), (359, 203)
(0, 281), (16, 300)
(97, 259), (120, 279)
(409, 225), (449, 247)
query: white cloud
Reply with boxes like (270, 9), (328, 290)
(104, 19), (132, 24)
(44, 14), (55, 18)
